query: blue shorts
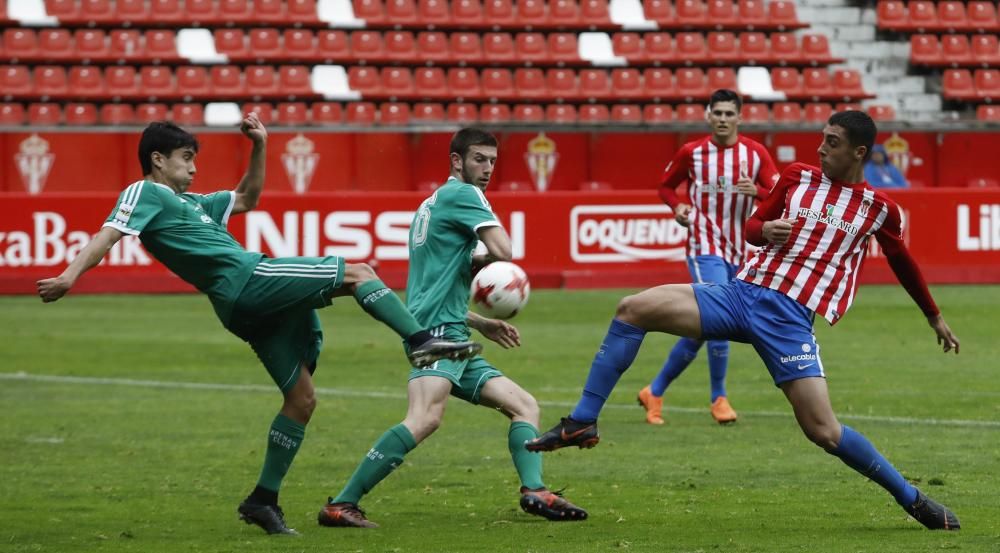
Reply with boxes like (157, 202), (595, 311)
(692, 279), (825, 386)
(687, 255), (739, 285)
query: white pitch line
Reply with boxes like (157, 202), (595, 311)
(3, 371), (998, 429)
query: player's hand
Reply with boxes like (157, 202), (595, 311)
(240, 112), (267, 144)
(928, 314), (960, 354)
(477, 318), (521, 349)
(37, 275), (72, 303)
(673, 203), (692, 227)
(762, 218), (797, 245)
(735, 163), (757, 196)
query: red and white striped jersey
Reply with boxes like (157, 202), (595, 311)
(658, 135), (779, 266)
(739, 162), (916, 324)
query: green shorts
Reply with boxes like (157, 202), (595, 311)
(408, 324), (503, 404)
(226, 256), (346, 393)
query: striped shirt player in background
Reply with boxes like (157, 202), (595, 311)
(528, 111), (961, 530)
(36, 116), (482, 536)
(638, 89), (780, 426)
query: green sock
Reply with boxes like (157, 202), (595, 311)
(256, 414), (306, 492)
(332, 423), (417, 505)
(354, 279), (423, 339)
(508, 421), (545, 490)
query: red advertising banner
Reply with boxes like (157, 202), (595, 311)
(2, 189), (999, 295)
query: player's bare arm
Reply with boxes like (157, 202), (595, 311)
(37, 226), (125, 303)
(466, 311), (521, 349)
(472, 225), (513, 267)
(232, 112), (268, 215)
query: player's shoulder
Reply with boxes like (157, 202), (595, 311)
(780, 162), (821, 181)
(869, 187), (901, 211)
(681, 136), (709, 152)
(120, 179), (171, 201)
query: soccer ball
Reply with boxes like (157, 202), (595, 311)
(470, 261), (531, 320)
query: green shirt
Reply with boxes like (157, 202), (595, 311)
(406, 177), (500, 329)
(103, 180), (263, 323)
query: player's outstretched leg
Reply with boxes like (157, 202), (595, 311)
(707, 340), (737, 424)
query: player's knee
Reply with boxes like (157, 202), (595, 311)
(284, 390), (317, 423)
(405, 412), (442, 440)
(615, 294), (643, 325)
(802, 423), (840, 451)
(507, 391), (540, 422)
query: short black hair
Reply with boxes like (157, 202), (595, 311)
(828, 110), (877, 161)
(138, 121), (199, 175)
(450, 128), (498, 160)
(708, 89), (742, 111)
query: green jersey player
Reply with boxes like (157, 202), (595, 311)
(37, 116), (481, 536)
(317, 128), (587, 528)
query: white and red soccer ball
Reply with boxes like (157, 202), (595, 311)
(470, 261), (531, 320)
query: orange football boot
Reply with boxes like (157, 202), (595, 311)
(636, 385), (665, 425)
(710, 396), (737, 424)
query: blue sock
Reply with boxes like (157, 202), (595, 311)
(650, 338), (701, 396)
(570, 319), (647, 423)
(707, 340), (729, 402)
(829, 425), (918, 506)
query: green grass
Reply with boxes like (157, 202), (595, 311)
(2, 286), (999, 553)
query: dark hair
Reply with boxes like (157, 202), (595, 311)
(828, 110), (877, 161)
(138, 121), (199, 175)
(449, 128), (498, 160)
(708, 89), (742, 111)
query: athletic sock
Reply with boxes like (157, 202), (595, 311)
(651, 337), (702, 396)
(354, 279), (423, 340)
(829, 424), (918, 506)
(706, 340), (729, 402)
(570, 319), (647, 423)
(508, 422), (545, 490)
(332, 423), (417, 505)
(255, 414), (306, 497)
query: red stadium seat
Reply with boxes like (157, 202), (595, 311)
(941, 35), (973, 66)
(967, 1), (998, 33)
(706, 67), (737, 91)
(411, 102), (446, 122)
(512, 104), (544, 122)
(580, 180), (613, 191)
(643, 0), (674, 25)
(769, 32), (801, 64)
(448, 102), (479, 122)
(139, 65), (175, 98)
(312, 102), (343, 124)
(516, 32), (549, 63)
(316, 31), (349, 60)
(418, 32), (451, 64)
(802, 68), (835, 99)
(150, 0), (185, 22)
(418, 0), (452, 26)
(967, 177), (1000, 188)
(611, 68), (644, 99)
(80, 0), (114, 22)
(483, 33), (516, 63)
(978, 104), (1000, 121)
(611, 104), (642, 123)
(105, 66), (139, 98)
(2, 65), (32, 97)
(801, 34), (835, 64)
(68, 66), (104, 98)
(675, 103), (705, 122)
(770, 67), (802, 96)
(220, 0), (253, 23)
(497, 180), (537, 191)
(255, 0), (287, 23)
(345, 102), (377, 125)
(550, 0), (582, 27)
(644, 33), (674, 64)
(0, 103), (26, 125)
(136, 103), (169, 123)
(171, 103), (204, 126)
(975, 69), (1000, 100)
(414, 67), (448, 98)
(877, 0), (908, 31)
(447, 67), (482, 100)
(379, 102), (411, 125)
(835, 102), (861, 113)
(109, 30), (143, 61)
(381, 67), (415, 98)
(517, 0), (549, 28)
(34, 66), (68, 98)
(738, 0), (767, 29)
(675, 68), (707, 101)
(187, 0), (220, 22)
(243, 102), (275, 124)
(707, 0), (738, 28)
(276, 102), (309, 125)
(937, 1), (968, 32)
(515, 68), (547, 100)
(908, 1), (938, 33)
(546, 68), (578, 100)
(741, 103), (769, 122)
(28, 103), (62, 125)
(385, 31), (418, 63)
(771, 101), (802, 123)
(479, 103), (511, 123)
(100, 104), (135, 125)
(483, 0), (516, 27)
(287, 0), (320, 23)
(351, 31), (386, 63)
(211, 66), (246, 97)
(613, 33), (645, 62)
(4, 29), (38, 61)
(767, 0), (801, 30)
(910, 35), (942, 66)
(481, 68), (515, 100)
(675, 0), (707, 26)
(246, 66), (279, 98)
(707, 32), (740, 63)
(643, 67), (674, 100)
(214, 29), (249, 59)
(643, 104), (674, 123)
(548, 33), (579, 64)
(579, 69), (611, 100)
(452, 0), (484, 26)
(675, 33), (708, 64)
(353, 0), (386, 24)
(579, 104), (610, 123)
(581, 0), (612, 26)
(803, 102), (833, 123)
(116, 0), (148, 19)
(866, 104), (896, 121)
(45, 0), (78, 19)
(38, 29), (73, 61)
(971, 35), (1000, 67)
(176, 66), (211, 99)
(739, 32), (770, 65)
(832, 69), (867, 98)
(348, 66), (383, 97)
(284, 30), (317, 59)
(248, 28), (282, 59)
(145, 30), (178, 61)
(385, 0), (419, 24)
(546, 104), (578, 123)
(451, 33), (484, 63)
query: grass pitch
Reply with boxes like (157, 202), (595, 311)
(1, 285), (998, 553)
